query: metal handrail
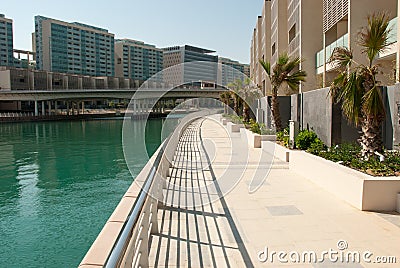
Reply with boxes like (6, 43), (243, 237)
(104, 109), (213, 268)
(105, 139), (166, 268)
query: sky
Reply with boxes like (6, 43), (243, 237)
(1, 0), (264, 64)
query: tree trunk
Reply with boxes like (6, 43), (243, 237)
(243, 104), (249, 122)
(359, 116), (383, 158)
(271, 91), (283, 132)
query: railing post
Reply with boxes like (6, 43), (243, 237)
(138, 211), (149, 268)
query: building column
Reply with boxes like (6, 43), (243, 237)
(41, 101), (45, 116)
(34, 101), (38, 116)
(133, 99), (137, 116)
(139, 100), (143, 114)
(66, 101), (70, 115)
(81, 101), (85, 114)
(54, 101), (58, 115)
(48, 101), (51, 115)
(72, 102), (75, 115)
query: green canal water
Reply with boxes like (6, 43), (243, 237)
(0, 118), (165, 267)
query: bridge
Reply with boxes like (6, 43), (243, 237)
(0, 86), (227, 116)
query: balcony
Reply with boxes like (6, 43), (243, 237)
(316, 17), (398, 73)
(315, 33), (349, 73)
(378, 17), (397, 59)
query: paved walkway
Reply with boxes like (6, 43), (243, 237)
(149, 116), (400, 267)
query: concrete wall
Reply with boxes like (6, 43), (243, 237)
(385, 84), (400, 149)
(0, 70), (11, 90)
(290, 87), (359, 147)
(258, 96), (291, 129)
(301, 87), (333, 145)
(288, 86), (398, 149)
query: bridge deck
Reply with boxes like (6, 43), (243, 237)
(149, 119), (254, 267)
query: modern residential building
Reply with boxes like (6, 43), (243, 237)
(251, 0), (398, 92)
(34, 16), (115, 77)
(287, 0), (323, 92)
(317, 0), (397, 87)
(270, 0), (288, 68)
(114, 39), (163, 82)
(163, 45), (218, 86)
(217, 57), (250, 86)
(0, 14), (14, 67)
(250, 0), (272, 96)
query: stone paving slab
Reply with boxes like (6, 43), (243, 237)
(149, 116), (400, 268)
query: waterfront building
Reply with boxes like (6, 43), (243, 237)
(162, 45), (218, 86)
(0, 14), (14, 67)
(217, 57), (250, 86)
(115, 39), (163, 83)
(34, 16), (115, 77)
(251, 0), (399, 93)
(318, 0), (397, 87)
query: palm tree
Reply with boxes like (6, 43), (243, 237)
(329, 13), (390, 158)
(227, 79), (244, 115)
(259, 53), (307, 132)
(219, 91), (231, 114)
(239, 78), (262, 122)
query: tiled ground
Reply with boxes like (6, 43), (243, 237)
(149, 116), (400, 268)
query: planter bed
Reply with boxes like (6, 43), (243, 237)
(227, 122), (244, 133)
(262, 141), (290, 162)
(289, 150), (400, 212)
(240, 128), (275, 148)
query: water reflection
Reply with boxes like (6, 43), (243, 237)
(0, 119), (165, 268)
(16, 154), (40, 217)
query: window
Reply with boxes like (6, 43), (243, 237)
(289, 24), (296, 43)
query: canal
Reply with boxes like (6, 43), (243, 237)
(0, 118), (165, 267)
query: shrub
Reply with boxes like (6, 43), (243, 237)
(295, 129), (319, 150)
(248, 119), (261, 134)
(311, 143), (400, 176)
(276, 127), (289, 147)
(306, 138), (327, 154)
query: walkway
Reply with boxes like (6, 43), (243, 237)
(149, 116), (400, 268)
(149, 119), (253, 267)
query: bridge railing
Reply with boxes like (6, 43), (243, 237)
(79, 110), (211, 268)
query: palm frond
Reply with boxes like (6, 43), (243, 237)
(339, 72), (364, 126)
(362, 86), (385, 120)
(329, 71), (347, 103)
(284, 70), (307, 91)
(357, 12), (390, 66)
(329, 47), (353, 69)
(282, 56), (302, 73)
(259, 59), (271, 77)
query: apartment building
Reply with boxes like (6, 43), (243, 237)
(318, 0), (397, 87)
(163, 45), (218, 86)
(114, 39), (163, 82)
(287, 0), (323, 91)
(217, 57), (250, 86)
(251, 0), (400, 94)
(34, 16), (115, 77)
(0, 14), (14, 67)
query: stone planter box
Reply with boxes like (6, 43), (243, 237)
(262, 141), (290, 162)
(222, 118), (230, 125)
(227, 122), (244, 133)
(240, 128), (275, 148)
(289, 150), (400, 212)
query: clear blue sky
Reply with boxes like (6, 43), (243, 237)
(2, 0), (264, 64)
